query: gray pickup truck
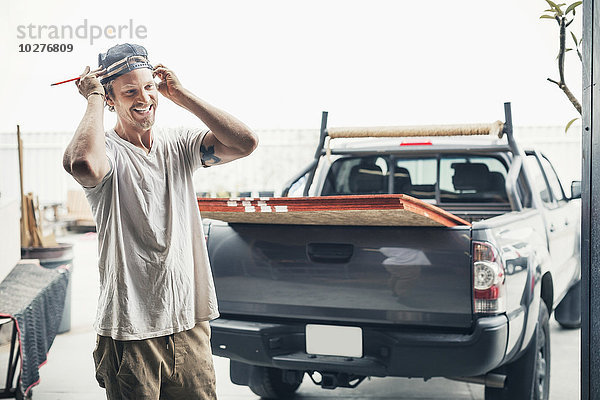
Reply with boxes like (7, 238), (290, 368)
(204, 103), (581, 400)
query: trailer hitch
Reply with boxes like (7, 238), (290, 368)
(446, 373), (506, 389)
(307, 371), (367, 389)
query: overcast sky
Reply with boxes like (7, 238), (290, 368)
(1, 0), (583, 133)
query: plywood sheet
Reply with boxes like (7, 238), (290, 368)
(197, 194), (470, 227)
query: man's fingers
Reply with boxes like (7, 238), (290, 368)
(90, 68), (107, 78)
(75, 65), (106, 98)
(91, 66), (106, 76)
(79, 65), (106, 82)
(80, 66), (90, 78)
(153, 68), (169, 82)
(152, 63), (181, 98)
(153, 64), (171, 78)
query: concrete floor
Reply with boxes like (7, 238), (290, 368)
(0, 233), (580, 399)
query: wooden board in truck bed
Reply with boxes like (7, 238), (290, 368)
(197, 194), (470, 227)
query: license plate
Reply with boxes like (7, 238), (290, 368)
(305, 324), (363, 358)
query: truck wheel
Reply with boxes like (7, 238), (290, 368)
(484, 302), (550, 400)
(248, 366), (303, 399)
(554, 280), (581, 329)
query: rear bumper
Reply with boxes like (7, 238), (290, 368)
(210, 315), (508, 378)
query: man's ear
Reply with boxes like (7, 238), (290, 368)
(105, 93), (115, 108)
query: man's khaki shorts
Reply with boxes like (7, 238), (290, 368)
(93, 322), (217, 400)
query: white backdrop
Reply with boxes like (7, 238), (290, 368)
(1, 1), (583, 131)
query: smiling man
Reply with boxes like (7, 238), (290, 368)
(62, 43), (258, 399)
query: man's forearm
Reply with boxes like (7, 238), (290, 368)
(64, 95), (108, 183)
(174, 89), (257, 154)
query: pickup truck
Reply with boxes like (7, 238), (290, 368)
(203, 103), (581, 400)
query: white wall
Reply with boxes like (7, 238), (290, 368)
(0, 125), (583, 205)
(0, 131), (76, 205)
(193, 128), (319, 196)
(514, 125), (582, 195)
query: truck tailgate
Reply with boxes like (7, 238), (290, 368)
(207, 222), (473, 329)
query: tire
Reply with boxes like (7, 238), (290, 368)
(485, 301), (550, 400)
(248, 366), (303, 399)
(555, 280), (581, 329)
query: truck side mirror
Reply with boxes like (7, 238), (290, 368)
(571, 181), (582, 199)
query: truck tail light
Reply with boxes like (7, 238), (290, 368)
(473, 241), (506, 314)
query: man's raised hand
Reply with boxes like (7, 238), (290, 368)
(153, 64), (184, 102)
(76, 66), (106, 99)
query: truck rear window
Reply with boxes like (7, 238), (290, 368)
(439, 156), (509, 203)
(322, 155), (510, 204)
(321, 156), (390, 196)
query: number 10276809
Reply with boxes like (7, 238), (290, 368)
(18, 43), (73, 53)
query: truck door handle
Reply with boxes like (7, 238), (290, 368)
(307, 243), (354, 263)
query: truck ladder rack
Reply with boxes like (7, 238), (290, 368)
(302, 102), (527, 212)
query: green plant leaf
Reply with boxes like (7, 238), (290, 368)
(545, 0), (563, 14)
(566, 48), (573, 52)
(540, 15), (555, 19)
(571, 31), (578, 46)
(565, 117), (579, 133)
(565, 1), (582, 15)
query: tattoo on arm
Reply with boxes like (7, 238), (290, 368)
(200, 144), (221, 166)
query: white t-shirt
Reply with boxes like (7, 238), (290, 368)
(83, 126), (219, 340)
